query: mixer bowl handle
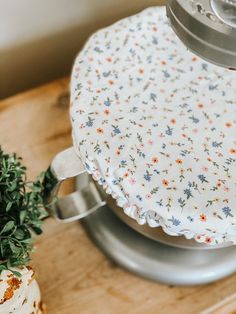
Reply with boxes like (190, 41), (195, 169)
(44, 147), (106, 222)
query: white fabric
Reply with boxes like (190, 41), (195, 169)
(70, 6), (236, 245)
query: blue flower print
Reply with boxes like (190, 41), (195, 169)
(168, 216), (181, 226)
(222, 207), (233, 218)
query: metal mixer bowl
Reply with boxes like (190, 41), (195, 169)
(97, 183), (232, 250)
(46, 147), (233, 251)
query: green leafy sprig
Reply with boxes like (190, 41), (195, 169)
(0, 148), (50, 275)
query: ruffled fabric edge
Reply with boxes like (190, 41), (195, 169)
(72, 139), (235, 246)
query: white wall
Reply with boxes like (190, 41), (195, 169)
(0, 0), (164, 98)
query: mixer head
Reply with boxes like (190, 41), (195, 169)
(166, 0), (236, 68)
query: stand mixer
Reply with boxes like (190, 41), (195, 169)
(45, 3), (236, 285)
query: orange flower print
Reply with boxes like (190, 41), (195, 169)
(170, 118), (176, 124)
(192, 56), (197, 62)
(162, 179), (169, 187)
(225, 122), (232, 128)
(97, 127), (103, 134)
(197, 103), (204, 108)
(123, 172), (129, 178)
(116, 149), (121, 155)
(152, 156), (159, 163)
(230, 148), (236, 154)
(200, 214), (207, 222)
(108, 80), (114, 85)
(139, 68), (144, 74)
(161, 60), (166, 65)
(175, 159), (182, 164)
(152, 26), (157, 32)
(106, 57), (112, 62)
(104, 109), (110, 115)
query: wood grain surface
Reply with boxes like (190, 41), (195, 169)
(1, 78), (236, 314)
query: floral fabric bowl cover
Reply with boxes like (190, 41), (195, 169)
(70, 6), (236, 245)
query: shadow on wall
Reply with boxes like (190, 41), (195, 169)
(0, 1), (165, 99)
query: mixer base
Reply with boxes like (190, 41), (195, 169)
(82, 205), (236, 285)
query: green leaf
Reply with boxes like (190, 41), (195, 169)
(0, 265), (7, 273)
(9, 241), (17, 254)
(9, 269), (22, 277)
(20, 211), (27, 224)
(30, 226), (42, 235)
(8, 182), (17, 192)
(14, 229), (25, 240)
(0, 221), (15, 234)
(20, 238), (32, 244)
(6, 202), (13, 212)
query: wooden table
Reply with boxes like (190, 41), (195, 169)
(1, 78), (236, 314)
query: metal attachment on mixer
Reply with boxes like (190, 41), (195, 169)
(166, 0), (236, 68)
(211, 0), (236, 28)
(45, 147), (106, 223)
